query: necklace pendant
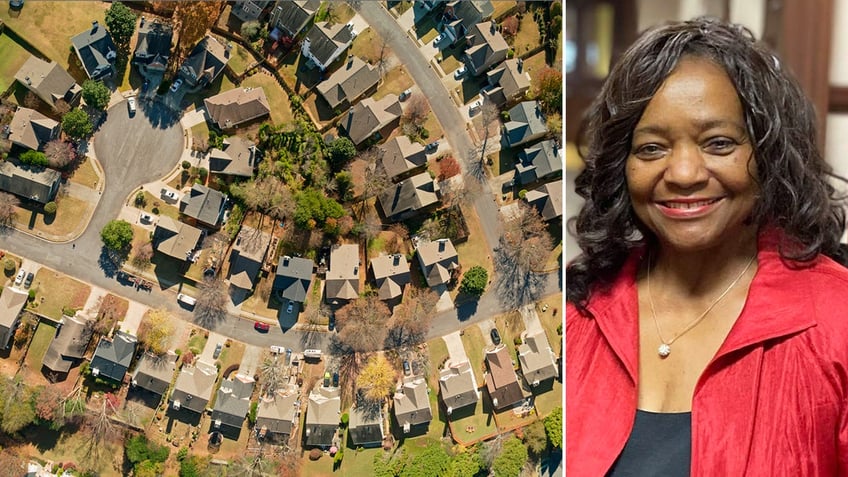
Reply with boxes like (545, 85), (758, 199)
(658, 343), (671, 358)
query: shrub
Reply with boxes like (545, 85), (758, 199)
(151, 207), (159, 215)
(43, 201), (57, 215)
(182, 160), (191, 170)
(4, 259), (15, 272)
(340, 412), (349, 428)
(501, 111), (511, 121)
(134, 191), (146, 206)
(28, 289), (36, 301)
(248, 401), (258, 425)
(20, 150), (49, 167)
(459, 266), (488, 296)
(198, 167), (208, 182)
(513, 336), (522, 346)
(309, 448), (322, 461)
(557, 323), (562, 335)
(518, 189), (527, 199)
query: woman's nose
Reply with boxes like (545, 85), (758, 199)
(663, 144), (709, 187)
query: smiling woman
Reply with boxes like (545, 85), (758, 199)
(567, 17), (848, 476)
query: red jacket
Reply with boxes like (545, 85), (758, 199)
(567, 232), (848, 476)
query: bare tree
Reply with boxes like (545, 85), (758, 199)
(137, 309), (175, 355)
(356, 354), (396, 402)
(386, 287), (438, 348)
(401, 95), (430, 138)
(194, 276), (229, 327)
(336, 294), (391, 354)
(0, 192), (19, 228)
(44, 139), (75, 169)
(130, 241), (154, 271)
(82, 393), (119, 462)
(494, 203), (554, 308)
(259, 356), (284, 398)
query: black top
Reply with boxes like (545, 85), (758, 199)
(606, 409), (692, 477)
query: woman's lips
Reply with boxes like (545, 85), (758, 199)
(655, 198), (723, 218)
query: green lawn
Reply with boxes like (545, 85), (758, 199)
(215, 340), (245, 374)
(446, 398), (498, 445)
(459, 326), (486, 386)
(187, 330), (208, 356)
(240, 71), (295, 126)
(227, 42), (255, 75)
(533, 379), (562, 419)
(340, 446), (384, 476)
(26, 269), (90, 320)
(133, 190), (181, 220)
(0, 33), (31, 93)
(68, 156), (100, 189)
(26, 321), (57, 372)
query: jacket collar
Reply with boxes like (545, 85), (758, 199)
(587, 228), (818, 385)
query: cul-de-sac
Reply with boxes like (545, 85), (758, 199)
(0, 1), (562, 475)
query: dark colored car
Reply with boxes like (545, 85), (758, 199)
(332, 371), (339, 387)
(490, 328), (502, 346)
(23, 272), (34, 289)
(328, 314), (335, 331)
(254, 321), (270, 332)
(141, 79), (150, 93)
(402, 360), (411, 376)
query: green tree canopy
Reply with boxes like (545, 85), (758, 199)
(105, 1), (138, 48)
(293, 188), (345, 229)
(82, 80), (112, 110)
(544, 406), (562, 449)
(327, 136), (356, 171)
(459, 265), (488, 296)
(62, 109), (93, 140)
(492, 436), (528, 477)
(447, 449), (483, 477)
(523, 420), (549, 455)
(100, 219), (134, 251)
(19, 150), (49, 167)
(400, 444), (451, 477)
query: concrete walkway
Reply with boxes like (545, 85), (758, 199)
(442, 331), (469, 365)
(434, 283), (454, 312)
(81, 285), (109, 317)
(239, 344), (263, 378)
(477, 319), (497, 347)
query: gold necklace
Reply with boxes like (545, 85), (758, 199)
(647, 253), (756, 358)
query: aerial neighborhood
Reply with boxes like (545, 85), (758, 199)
(0, 1), (562, 476)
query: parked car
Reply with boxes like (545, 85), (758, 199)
(433, 33), (444, 45)
(213, 342), (223, 359)
(9, 0), (23, 9)
(177, 293), (197, 307)
(454, 65), (467, 79)
(270, 345), (285, 354)
(332, 371), (339, 387)
(402, 360), (411, 376)
(139, 212), (153, 224)
(328, 314), (335, 331)
(169, 78), (183, 93)
(161, 188), (178, 202)
(425, 141), (439, 153)
(141, 79), (150, 93)
(490, 328), (502, 346)
(303, 349), (322, 359)
(23, 272), (34, 289)
(469, 99), (482, 115)
(286, 301), (294, 314)
(399, 89), (412, 101)
(323, 371), (331, 388)
(14, 269), (25, 286)
(127, 97), (137, 115)
(254, 321), (270, 332)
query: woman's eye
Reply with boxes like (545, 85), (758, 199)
(704, 138), (736, 153)
(634, 144), (664, 159)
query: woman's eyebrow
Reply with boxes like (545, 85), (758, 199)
(633, 120), (746, 136)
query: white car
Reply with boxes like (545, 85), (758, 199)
(161, 189), (178, 201)
(454, 65), (467, 79)
(127, 97), (137, 115)
(469, 99), (483, 115)
(169, 78), (183, 93)
(433, 33), (444, 45)
(14, 269), (26, 286)
(286, 301), (294, 314)
(139, 212), (153, 224)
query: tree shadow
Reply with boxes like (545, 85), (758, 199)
(493, 242), (545, 309)
(138, 98), (180, 129)
(98, 247), (123, 278)
(456, 299), (479, 322)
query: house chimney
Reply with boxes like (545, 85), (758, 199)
(517, 58), (523, 72)
(347, 55), (354, 69)
(354, 266), (359, 275)
(393, 255), (400, 266)
(438, 239), (446, 252)
(283, 256), (290, 266)
(92, 20), (99, 32)
(25, 76), (31, 85)
(490, 20), (496, 34)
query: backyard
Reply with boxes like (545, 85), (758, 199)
(240, 70), (295, 126)
(27, 269), (91, 320)
(0, 33), (31, 93)
(459, 325), (486, 386)
(24, 321), (56, 375)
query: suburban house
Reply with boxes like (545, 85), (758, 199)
(301, 21), (356, 71)
(227, 225), (271, 291)
(269, 0), (321, 39)
(0, 161), (61, 204)
(131, 351), (178, 398)
(349, 404), (384, 448)
(438, 360), (479, 415)
(273, 255), (314, 305)
(324, 244), (360, 304)
(256, 388), (300, 440)
(9, 107), (60, 152)
(14, 56), (81, 110)
(133, 20), (173, 72)
(179, 36), (230, 88)
(42, 314), (92, 376)
(524, 179), (563, 222)
(370, 253), (411, 303)
(416, 238), (459, 288)
(518, 330), (559, 387)
(152, 216), (203, 261)
(211, 374), (256, 432)
(515, 139), (562, 185)
(463, 21), (508, 76)
(316, 56), (380, 112)
(504, 101), (548, 148)
(179, 184), (227, 228)
(484, 344), (524, 411)
(441, 0), (494, 42)
(341, 94), (403, 147)
(90, 331), (138, 383)
(71, 21), (117, 80)
(393, 376), (432, 434)
(204, 87), (271, 130)
(0, 287), (28, 350)
(378, 135), (427, 182)
(483, 58), (531, 106)
(231, 0), (271, 22)
(378, 172), (441, 222)
(208, 137), (258, 178)
(170, 361), (218, 414)
(304, 385), (340, 448)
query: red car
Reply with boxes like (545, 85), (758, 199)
(254, 321), (270, 332)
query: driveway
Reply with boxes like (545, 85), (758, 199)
(198, 331), (228, 364)
(442, 331), (469, 365)
(120, 299), (148, 335)
(239, 344), (263, 378)
(477, 319), (497, 347)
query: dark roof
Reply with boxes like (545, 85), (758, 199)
(450, 0), (494, 26)
(14, 56), (80, 109)
(152, 216), (203, 260)
(179, 36), (229, 86)
(90, 331), (138, 383)
(256, 390), (299, 436)
(378, 172), (440, 220)
(325, 244), (360, 302)
(9, 107), (60, 151)
(228, 226), (271, 290)
(505, 101), (547, 147)
(204, 87), (271, 129)
(71, 21), (117, 79)
(42, 315), (92, 374)
(303, 22), (355, 68)
(208, 137), (257, 178)
(305, 386), (340, 447)
(484, 345), (524, 410)
(231, 0), (270, 22)
(179, 184), (227, 227)
(0, 287), (28, 349)
(171, 362), (218, 414)
(342, 95), (402, 145)
(484, 58), (530, 105)
(132, 352), (178, 396)
(211, 375), (255, 430)
(273, 256), (314, 303)
(0, 161), (61, 204)
(316, 56), (380, 110)
(416, 239), (459, 287)
(370, 254), (411, 301)
(525, 180), (562, 221)
(349, 404), (384, 446)
(516, 139), (561, 185)
(378, 136), (427, 180)
(464, 22), (508, 75)
(134, 21), (173, 69)
(270, 0), (321, 37)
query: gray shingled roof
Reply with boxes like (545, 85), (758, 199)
(132, 351), (178, 396)
(134, 21), (173, 69)
(0, 161), (61, 204)
(449, 0), (494, 27)
(208, 137), (257, 178)
(316, 56), (380, 110)
(416, 239), (459, 287)
(204, 87), (271, 129)
(231, 0), (269, 23)
(349, 404), (384, 447)
(15, 56), (80, 109)
(90, 331), (138, 383)
(0, 287), (28, 350)
(484, 345), (524, 410)
(179, 184), (227, 227)
(179, 36), (229, 87)
(256, 389), (299, 436)
(211, 375), (255, 430)
(518, 331), (558, 385)
(228, 225), (271, 290)
(393, 377), (432, 429)
(525, 180), (562, 222)
(71, 22), (117, 79)
(273, 255), (314, 303)
(378, 172), (440, 221)
(342, 95), (402, 145)
(9, 107), (60, 151)
(485, 58), (530, 106)
(505, 101), (547, 147)
(438, 360), (478, 412)
(42, 315), (92, 374)
(370, 254), (410, 301)
(325, 244), (360, 302)
(270, 0), (320, 37)
(303, 21), (355, 69)
(152, 216), (203, 260)
(464, 22), (508, 76)
(171, 362), (218, 414)
(305, 386), (340, 447)
(515, 139), (561, 185)
(378, 136), (427, 181)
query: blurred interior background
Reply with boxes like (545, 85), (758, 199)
(565, 0), (848, 263)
